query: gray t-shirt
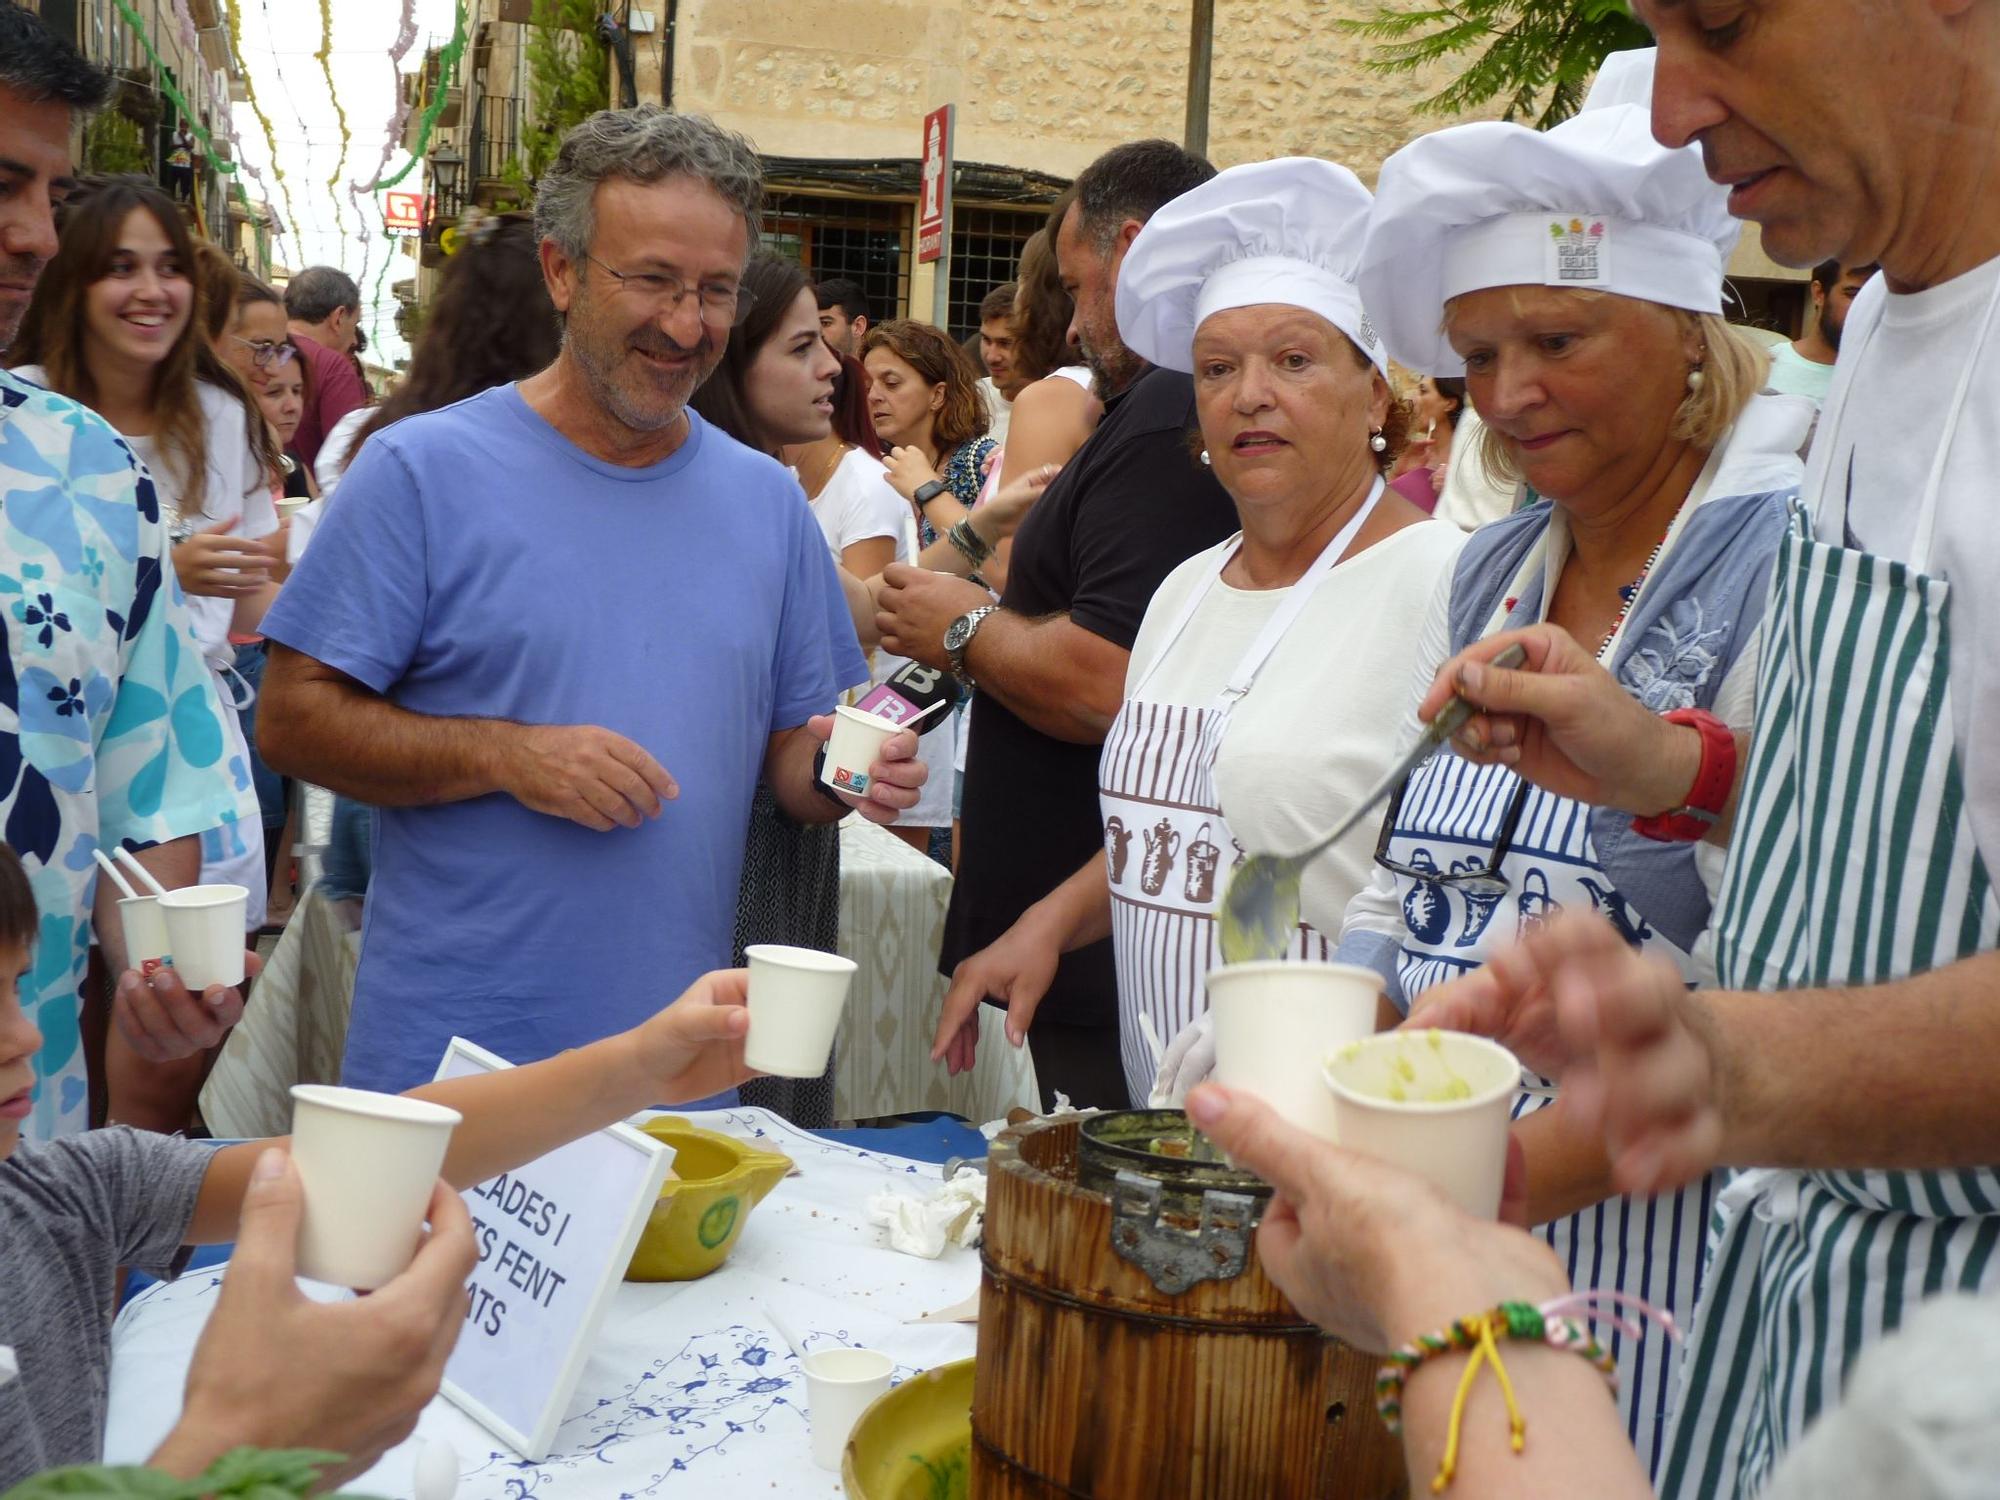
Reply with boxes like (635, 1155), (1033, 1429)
(0, 1128), (213, 1487)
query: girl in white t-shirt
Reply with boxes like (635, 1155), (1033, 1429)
(6, 179), (280, 1125)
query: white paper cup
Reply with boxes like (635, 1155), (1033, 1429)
(1322, 1031), (1521, 1218)
(804, 1347), (893, 1470)
(288, 1084), (462, 1290)
(275, 497), (311, 522)
(743, 943), (857, 1078)
(157, 883), (249, 990)
(820, 704), (899, 798)
(1206, 961), (1384, 1142)
(118, 895), (171, 977)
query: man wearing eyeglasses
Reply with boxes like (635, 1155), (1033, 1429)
(256, 106), (926, 1099)
(281, 266), (368, 470)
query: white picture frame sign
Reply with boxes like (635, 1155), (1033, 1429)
(430, 1037), (674, 1460)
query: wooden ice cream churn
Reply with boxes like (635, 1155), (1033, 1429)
(972, 1110), (1407, 1498)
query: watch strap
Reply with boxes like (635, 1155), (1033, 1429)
(947, 604), (997, 689)
(1630, 707), (1737, 843)
(912, 479), (949, 509)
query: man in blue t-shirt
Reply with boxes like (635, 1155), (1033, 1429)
(258, 108), (924, 1094)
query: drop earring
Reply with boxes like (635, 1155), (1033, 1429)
(1199, 449), (1212, 466)
(1687, 357), (1707, 393)
(1369, 428), (1388, 453)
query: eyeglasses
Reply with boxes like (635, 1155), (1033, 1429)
(583, 254), (756, 328)
(1373, 764), (1530, 898)
(229, 335), (297, 369)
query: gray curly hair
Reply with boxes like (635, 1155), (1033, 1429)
(533, 106), (764, 264)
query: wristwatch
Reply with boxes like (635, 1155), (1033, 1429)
(944, 604), (999, 692)
(1630, 707), (1737, 842)
(911, 479), (950, 510)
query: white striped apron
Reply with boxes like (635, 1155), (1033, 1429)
(1659, 270), (2000, 1498)
(1382, 470), (1723, 1477)
(1099, 482), (1382, 1105)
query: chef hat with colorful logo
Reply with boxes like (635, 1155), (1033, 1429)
(1357, 103), (1741, 377)
(1115, 156), (1388, 377)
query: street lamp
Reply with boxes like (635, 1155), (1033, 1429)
(428, 145), (465, 219)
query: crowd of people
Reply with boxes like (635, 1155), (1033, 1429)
(2, 0), (1998, 1493)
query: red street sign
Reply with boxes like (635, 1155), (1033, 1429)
(383, 191), (431, 231)
(917, 104), (952, 264)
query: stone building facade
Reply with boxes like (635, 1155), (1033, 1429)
(406, 0), (1805, 339)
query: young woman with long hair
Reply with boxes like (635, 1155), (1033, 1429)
(6, 177), (283, 1129)
(686, 250), (899, 1125)
(863, 320), (996, 539)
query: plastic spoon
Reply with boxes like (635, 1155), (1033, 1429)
(1217, 643), (1529, 964)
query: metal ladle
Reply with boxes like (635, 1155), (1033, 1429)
(1216, 643), (1528, 964)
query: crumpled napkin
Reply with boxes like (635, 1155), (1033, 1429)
(868, 1167), (988, 1259)
(978, 1090), (1099, 1141)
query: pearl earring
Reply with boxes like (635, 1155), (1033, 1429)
(1686, 366), (1706, 393)
(1369, 429), (1388, 453)
(1199, 449), (1212, 466)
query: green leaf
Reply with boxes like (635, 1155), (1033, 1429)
(1339, 0), (1652, 128)
(0, 1450), (384, 1500)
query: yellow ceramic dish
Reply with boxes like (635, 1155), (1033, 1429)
(842, 1358), (974, 1500)
(623, 1117), (792, 1281)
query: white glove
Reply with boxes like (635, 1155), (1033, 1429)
(1155, 1011), (1216, 1107)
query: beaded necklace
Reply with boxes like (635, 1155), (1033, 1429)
(1596, 505), (1684, 660)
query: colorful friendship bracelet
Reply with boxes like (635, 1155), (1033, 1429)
(1374, 1291), (1677, 1493)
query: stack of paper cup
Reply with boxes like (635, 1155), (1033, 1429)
(1206, 961), (1383, 1142)
(820, 705), (899, 798)
(118, 896), (171, 977)
(289, 1084), (463, 1289)
(805, 1347), (893, 1469)
(157, 884), (248, 990)
(1322, 1031), (1521, 1218)
(743, 944), (857, 1078)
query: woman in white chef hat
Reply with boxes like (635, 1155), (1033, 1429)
(1316, 102), (1814, 1477)
(931, 158), (1464, 1108)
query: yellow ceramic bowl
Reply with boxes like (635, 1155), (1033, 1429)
(623, 1117), (792, 1281)
(842, 1359), (974, 1500)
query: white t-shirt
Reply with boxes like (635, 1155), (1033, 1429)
(14, 371), (275, 665)
(314, 406), (371, 497)
(1126, 518), (1467, 933)
(1764, 340), (1837, 404)
(806, 446), (905, 561)
(976, 376), (1012, 445)
(1808, 257), (2000, 864)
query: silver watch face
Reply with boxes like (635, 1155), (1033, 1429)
(944, 613), (976, 653)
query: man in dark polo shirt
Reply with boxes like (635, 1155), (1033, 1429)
(283, 265), (369, 470)
(875, 140), (1236, 1107)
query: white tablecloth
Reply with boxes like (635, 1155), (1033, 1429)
(104, 1109), (979, 1498)
(201, 820), (1037, 1137)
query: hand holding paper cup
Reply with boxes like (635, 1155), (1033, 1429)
(743, 944), (856, 1078)
(288, 1084), (463, 1289)
(819, 705), (902, 798)
(157, 883), (249, 990)
(1206, 961), (1382, 1142)
(1321, 1030), (1521, 1218)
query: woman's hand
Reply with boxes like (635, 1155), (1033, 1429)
(930, 908), (1065, 1075)
(1185, 1083), (1569, 1351)
(633, 968), (754, 1102)
(969, 464), (1060, 548)
(175, 519), (277, 599)
(884, 445), (943, 504)
(1417, 623), (1703, 815)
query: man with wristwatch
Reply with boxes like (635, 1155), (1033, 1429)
(875, 140), (1239, 1109)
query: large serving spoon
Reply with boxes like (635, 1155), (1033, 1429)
(1217, 643), (1528, 964)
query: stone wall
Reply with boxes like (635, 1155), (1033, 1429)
(647, 0), (1495, 181)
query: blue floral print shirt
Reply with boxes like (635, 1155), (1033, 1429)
(0, 369), (253, 1141)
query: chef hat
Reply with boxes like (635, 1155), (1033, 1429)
(1358, 103), (1741, 376)
(1116, 156), (1387, 377)
(1582, 48), (1657, 113)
